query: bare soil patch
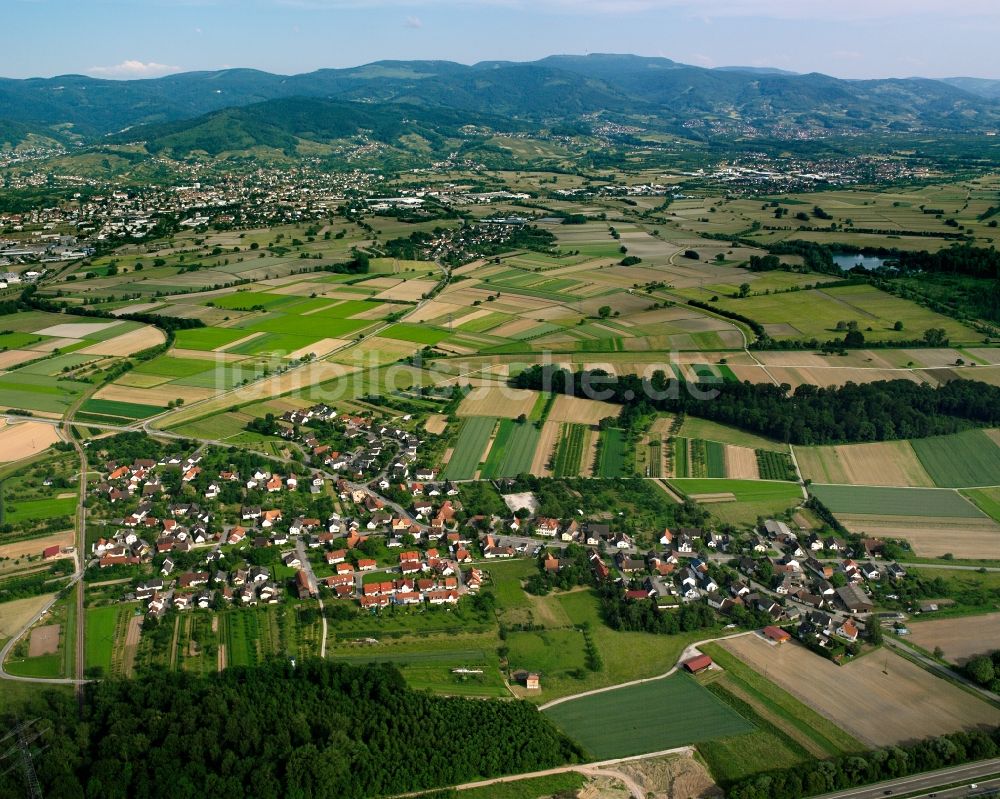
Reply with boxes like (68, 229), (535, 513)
(424, 414), (448, 435)
(721, 635), (1000, 746)
(457, 386), (540, 419)
(616, 753), (722, 799)
(0, 530), (74, 561)
(907, 613), (1000, 665)
(836, 514), (1000, 559)
(28, 623), (60, 656)
(547, 394), (621, 425)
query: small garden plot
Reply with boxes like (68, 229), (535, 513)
(808, 484), (986, 517)
(544, 674), (753, 760)
(442, 416), (497, 480)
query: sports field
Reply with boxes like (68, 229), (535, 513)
(543, 674), (753, 759)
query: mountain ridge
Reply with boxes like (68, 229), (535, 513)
(1, 54), (998, 151)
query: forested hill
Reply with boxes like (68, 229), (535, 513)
(512, 366), (1000, 445)
(2, 54), (999, 147)
(1, 660), (583, 799)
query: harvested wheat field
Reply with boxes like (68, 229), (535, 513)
(836, 514), (1000, 559)
(35, 321), (122, 338)
(373, 280), (437, 302)
(531, 419), (560, 477)
(795, 441), (934, 487)
(0, 530), (74, 561)
(721, 635), (1000, 746)
(907, 613), (1000, 665)
(95, 384), (216, 406)
(547, 394), (622, 425)
(424, 414), (449, 435)
(286, 338), (349, 360)
(78, 325), (165, 356)
(28, 624), (60, 656)
(0, 593), (56, 640)
(724, 446), (759, 479)
(0, 349), (41, 370)
(457, 385), (540, 419)
(0, 421), (61, 461)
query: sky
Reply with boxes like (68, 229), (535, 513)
(4, 0), (999, 81)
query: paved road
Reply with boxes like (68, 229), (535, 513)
(295, 538), (327, 658)
(812, 759), (1000, 799)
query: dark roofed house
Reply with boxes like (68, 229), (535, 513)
(836, 583), (874, 613)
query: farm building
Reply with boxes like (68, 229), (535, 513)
(763, 625), (792, 644)
(42, 545), (61, 560)
(836, 583), (874, 613)
(681, 654), (713, 674)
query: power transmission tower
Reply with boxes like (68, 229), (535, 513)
(0, 719), (49, 799)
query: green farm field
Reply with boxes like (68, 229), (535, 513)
(553, 423), (588, 478)
(910, 430), (1000, 487)
(543, 674), (753, 759)
(480, 419), (540, 479)
(2, 495), (76, 525)
(442, 416), (496, 480)
(596, 428), (628, 478)
(961, 487), (1000, 523)
(84, 605), (122, 675)
(809, 484), (986, 517)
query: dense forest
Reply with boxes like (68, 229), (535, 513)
(0, 660), (583, 799)
(513, 366), (1000, 444)
(727, 727), (1000, 799)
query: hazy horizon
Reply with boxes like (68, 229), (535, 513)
(2, 0), (997, 82)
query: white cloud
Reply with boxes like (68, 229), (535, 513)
(88, 60), (182, 77)
(404, 15), (423, 27)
